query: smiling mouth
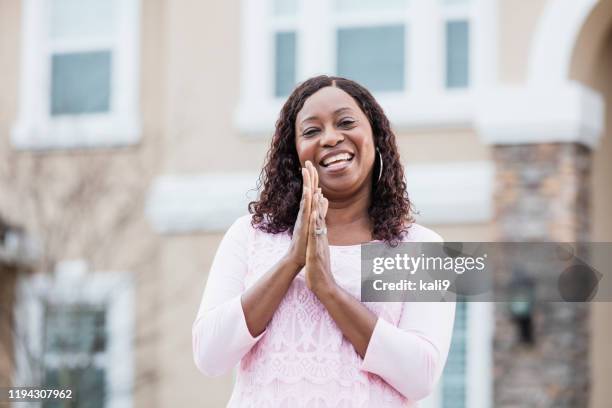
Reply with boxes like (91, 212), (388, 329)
(319, 153), (355, 168)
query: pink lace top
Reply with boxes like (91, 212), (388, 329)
(193, 215), (455, 408)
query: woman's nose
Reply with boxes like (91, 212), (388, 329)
(319, 128), (344, 147)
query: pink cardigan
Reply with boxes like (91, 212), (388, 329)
(193, 215), (455, 408)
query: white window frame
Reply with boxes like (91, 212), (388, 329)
(12, 260), (135, 408)
(11, 0), (141, 151)
(235, 0), (496, 136)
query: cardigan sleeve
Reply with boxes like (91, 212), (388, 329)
(192, 215), (267, 377)
(360, 225), (456, 401)
(359, 301), (456, 401)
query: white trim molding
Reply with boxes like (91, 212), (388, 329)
(145, 162), (493, 234)
(11, 0), (141, 151)
(466, 302), (493, 408)
(476, 0), (606, 149)
(145, 173), (260, 234)
(406, 161), (494, 226)
(528, 0), (599, 86)
(475, 81), (604, 149)
(235, 0), (497, 136)
(13, 260), (135, 408)
(236, 92), (478, 136)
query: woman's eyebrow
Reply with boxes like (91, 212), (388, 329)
(300, 115), (318, 125)
(300, 107), (354, 126)
(334, 107), (353, 116)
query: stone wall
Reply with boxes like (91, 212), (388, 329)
(492, 143), (591, 407)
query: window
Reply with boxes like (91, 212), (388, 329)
(440, 300), (467, 407)
(274, 32), (297, 97)
(337, 25), (405, 92)
(43, 305), (107, 408)
(12, 0), (141, 150)
(441, 0), (471, 88)
(48, 0), (115, 116)
(51, 51), (112, 115)
(334, 0), (407, 92)
(236, 0), (490, 134)
(445, 21), (469, 88)
(13, 261), (134, 408)
(272, 0), (298, 97)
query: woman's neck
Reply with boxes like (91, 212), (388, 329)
(325, 185), (371, 229)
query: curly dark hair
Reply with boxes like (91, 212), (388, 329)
(248, 75), (415, 245)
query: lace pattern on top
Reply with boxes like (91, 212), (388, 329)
(232, 227), (408, 407)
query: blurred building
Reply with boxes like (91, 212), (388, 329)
(0, 0), (611, 407)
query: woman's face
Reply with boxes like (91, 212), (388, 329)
(294, 86), (376, 199)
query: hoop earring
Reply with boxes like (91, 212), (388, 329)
(376, 147), (383, 183)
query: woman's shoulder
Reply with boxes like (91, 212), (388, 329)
(225, 214), (257, 237)
(401, 222), (444, 243)
(228, 214), (289, 240)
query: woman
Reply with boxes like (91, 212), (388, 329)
(192, 76), (456, 407)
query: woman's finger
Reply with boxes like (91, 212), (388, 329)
(322, 197), (329, 219)
(307, 161), (316, 193)
(310, 209), (317, 238)
(305, 161), (314, 192)
(302, 167), (312, 214)
(314, 192), (322, 229)
(302, 166), (311, 197)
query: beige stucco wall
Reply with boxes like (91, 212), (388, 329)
(162, 0), (270, 174)
(497, 0), (549, 84)
(556, 1), (612, 406)
(397, 129), (491, 164)
(0, 0), (20, 130)
(570, 0), (612, 86)
(585, 18), (612, 408)
(159, 233), (232, 407)
(0, 0), (167, 407)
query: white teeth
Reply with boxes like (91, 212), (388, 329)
(322, 153), (352, 166)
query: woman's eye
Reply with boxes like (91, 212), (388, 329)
(303, 128), (319, 137)
(339, 119), (355, 128)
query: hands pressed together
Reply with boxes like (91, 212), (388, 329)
(287, 161), (337, 297)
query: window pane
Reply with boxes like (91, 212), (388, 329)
(335, 0), (407, 13)
(44, 304), (106, 354)
(274, 31), (296, 97)
(441, 301), (467, 408)
(337, 25), (405, 92)
(446, 20), (469, 88)
(50, 0), (114, 39)
(273, 0), (298, 17)
(51, 51), (112, 115)
(43, 367), (105, 408)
